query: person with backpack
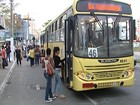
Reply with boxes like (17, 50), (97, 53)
(44, 48), (56, 103)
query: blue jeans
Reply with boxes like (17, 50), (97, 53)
(6, 53), (10, 62)
(16, 56), (21, 65)
(44, 70), (53, 100)
(53, 68), (62, 95)
(35, 54), (40, 65)
(30, 57), (34, 67)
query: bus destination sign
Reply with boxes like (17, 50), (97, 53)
(88, 3), (121, 12)
(76, 0), (132, 14)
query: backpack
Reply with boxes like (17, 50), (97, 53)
(44, 57), (54, 75)
(47, 61), (54, 75)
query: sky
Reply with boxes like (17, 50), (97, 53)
(14, 0), (73, 30)
(14, 0), (139, 31)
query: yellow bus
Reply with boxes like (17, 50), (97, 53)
(41, 0), (136, 91)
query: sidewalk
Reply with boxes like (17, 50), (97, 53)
(0, 60), (15, 95)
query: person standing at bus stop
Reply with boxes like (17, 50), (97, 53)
(15, 45), (22, 66)
(34, 45), (40, 66)
(29, 47), (35, 67)
(53, 47), (66, 99)
(6, 43), (11, 62)
(44, 48), (56, 103)
(1, 45), (6, 69)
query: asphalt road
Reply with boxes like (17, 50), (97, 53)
(0, 59), (139, 105)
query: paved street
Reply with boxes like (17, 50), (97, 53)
(0, 56), (139, 105)
(0, 61), (15, 96)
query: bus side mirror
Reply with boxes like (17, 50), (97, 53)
(132, 20), (136, 40)
(68, 16), (75, 30)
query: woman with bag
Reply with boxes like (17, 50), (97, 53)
(44, 48), (56, 103)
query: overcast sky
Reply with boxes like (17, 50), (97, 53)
(14, 0), (139, 30)
(15, 0), (73, 30)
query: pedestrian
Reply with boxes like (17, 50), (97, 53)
(1, 45), (7, 69)
(5, 43), (11, 62)
(34, 45), (40, 66)
(44, 48), (56, 103)
(53, 46), (66, 99)
(29, 47), (35, 67)
(15, 45), (22, 66)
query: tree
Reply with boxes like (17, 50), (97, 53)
(42, 20), (51, 27)
(0, 2), (21, 31)
(41, 20), (52, 33)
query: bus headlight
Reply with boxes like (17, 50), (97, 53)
(75, 72), (94, 81)
(122, 69), (134, 78)
(86, 73), (91, 80)
(122, 71), (128, 77)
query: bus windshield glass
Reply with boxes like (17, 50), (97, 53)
(74, 15), (133, 58)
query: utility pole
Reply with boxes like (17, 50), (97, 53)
(10, 0), (14, 61)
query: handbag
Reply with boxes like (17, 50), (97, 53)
(3, 59), (8, 66)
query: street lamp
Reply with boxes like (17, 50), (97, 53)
(10, 0), (14, 62)
(23, 13), (31, 45)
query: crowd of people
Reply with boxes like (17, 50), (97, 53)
(0, 43), (11, 69)
(0, 43), (66, 103)
(27, 45), (45, 67)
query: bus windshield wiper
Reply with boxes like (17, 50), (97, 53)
(90, 12), (103, 29)
(114, 13), (122, 28)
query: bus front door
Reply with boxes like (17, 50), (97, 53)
(64, 17), (74, 88)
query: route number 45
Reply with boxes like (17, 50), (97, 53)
(88, 48), (98, 57)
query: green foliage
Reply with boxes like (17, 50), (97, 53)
(0, 3), (10, 18)
(0, 2), (21, 30)
(42, 20), (52, 27)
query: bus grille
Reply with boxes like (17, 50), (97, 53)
(84, 63), (129, 80)
(97, 82), (120, 88)
(93, 71), (123, 80)
(84, 63), (129, 71)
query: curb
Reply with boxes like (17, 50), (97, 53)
(0, 60), (16, 95)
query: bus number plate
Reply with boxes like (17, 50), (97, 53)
(88, 48), (98, 57)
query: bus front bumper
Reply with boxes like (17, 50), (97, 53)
(72, 73), (134, 91)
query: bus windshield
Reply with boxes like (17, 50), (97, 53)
(74, 15), (133, 58)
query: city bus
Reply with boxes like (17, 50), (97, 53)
(41, 0), (136, 91)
